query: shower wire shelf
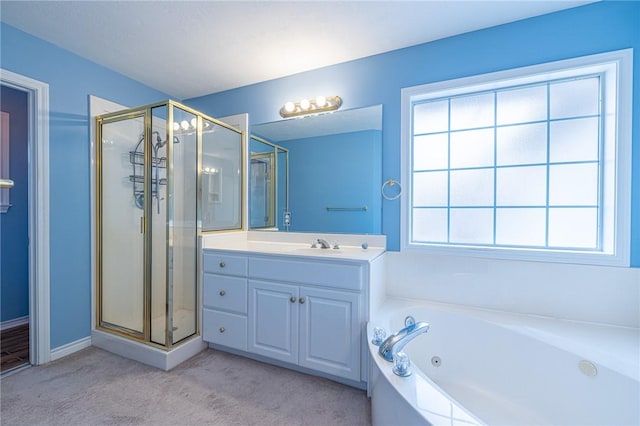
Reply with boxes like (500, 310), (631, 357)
(129, 151), (167, 168)
(129, 175), (167, 186)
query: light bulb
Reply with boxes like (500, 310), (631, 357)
(180, 120), (189, 130)
(190, 118), (197, 128)
(173, 122), (180, 131)
(300, 98), (310, 110)
(316, 95), (327, 108)
(284, 101), (295, 113)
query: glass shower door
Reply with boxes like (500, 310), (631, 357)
(201, 119), (243, 231)
(149, 105), (168, 345)
(169, 107), (198, 344)
(98, 114), (145, 336)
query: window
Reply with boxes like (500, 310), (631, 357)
(401, 50), (632, 266)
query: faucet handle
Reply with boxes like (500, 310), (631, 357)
(393, 352), (412, 377)
(310, 241), (317, 248)
(372, 327), (387, 345)
(404, 316), (416, 327)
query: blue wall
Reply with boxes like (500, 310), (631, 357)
(0, 85), (29, 322)
(277, 130), (382, 234)
(0, 1), (638, 353)
(0, 23), (170, 348)
(186, 1), (640, 266)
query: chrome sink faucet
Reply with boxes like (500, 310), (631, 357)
(378, 316), (430, 362)
(316, 238), (331, 249)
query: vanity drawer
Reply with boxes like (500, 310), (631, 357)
(203, 251), (248, 276)
(248, 257), (363, 291)
(203, 274), (247, 314)
(203, 309), (247, 351)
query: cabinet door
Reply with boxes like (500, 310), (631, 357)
(298, 287), (361, 381)
(248, 280), (298, 364)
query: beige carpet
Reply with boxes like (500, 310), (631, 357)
(0, 347), (371, 425)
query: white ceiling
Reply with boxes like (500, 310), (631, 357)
(1, 1), (593, 100)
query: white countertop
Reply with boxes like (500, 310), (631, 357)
(201, 232), (385, 262)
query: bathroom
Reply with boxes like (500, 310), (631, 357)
(1, 1), (639, 424)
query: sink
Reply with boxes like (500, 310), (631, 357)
(290, 248), (343, 255)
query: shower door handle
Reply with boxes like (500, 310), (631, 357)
(140, 216), (145, 234)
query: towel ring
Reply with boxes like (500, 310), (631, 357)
(382, 179), (402, 201)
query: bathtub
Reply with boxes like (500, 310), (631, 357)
(367, 298), (640, 426)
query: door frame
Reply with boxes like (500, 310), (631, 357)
(1, 68), (50, 365)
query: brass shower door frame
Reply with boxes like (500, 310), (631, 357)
(96, 100), (245, 350)
(96, 107), (149, 342)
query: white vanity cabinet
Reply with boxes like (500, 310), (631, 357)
(202, 248), (369, 385)
(248, 280), (361, 381)
(202, 252), (249, 351)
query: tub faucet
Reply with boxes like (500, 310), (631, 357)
(378, 319), (430, 362)
(316, 238), (331, 249)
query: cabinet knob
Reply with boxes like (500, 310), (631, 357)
(219, 327), (225, 333)
(219, 290), (226, 296)
(299, 297), (306, 304)
(219, 261), (226, 268)
(290, 296), (297, 303)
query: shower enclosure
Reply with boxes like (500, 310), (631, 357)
(95, 100), (243, 356)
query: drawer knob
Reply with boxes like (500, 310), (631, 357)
(299, 297), (306, 304)
(290, 296), (297, 303)
(219, 290), (226, 296)
(219, 327), (225, 333)
(219, 261), (226, 268)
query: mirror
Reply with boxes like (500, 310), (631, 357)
(251, 104), (382, 234)
(249, 135), (289, 230)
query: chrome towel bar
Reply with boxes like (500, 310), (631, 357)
(326, 206), (368, 211)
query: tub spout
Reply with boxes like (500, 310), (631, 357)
(378, 320), (430, 362)
(316, 238), (331, 249)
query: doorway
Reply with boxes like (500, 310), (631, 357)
(0, 85), (29, 372)
(0, 69), (50, 369)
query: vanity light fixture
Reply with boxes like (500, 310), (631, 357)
(279, 95), (342, 118)
(172, 118), (211, 133)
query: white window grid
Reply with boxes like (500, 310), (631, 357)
(400, 49), (633, 266)
(410, 75), (603, 251)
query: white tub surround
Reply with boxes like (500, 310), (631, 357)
(201, 231), (385, 388)
(385, 251), (640, 328)
(368, 298), (639, 426)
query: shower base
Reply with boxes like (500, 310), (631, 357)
(150, 308), (197, 344)
(91, 328), (207, 371)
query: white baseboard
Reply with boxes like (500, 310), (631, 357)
(50, 336), (92, 362)
(0, 316), (29, 331)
